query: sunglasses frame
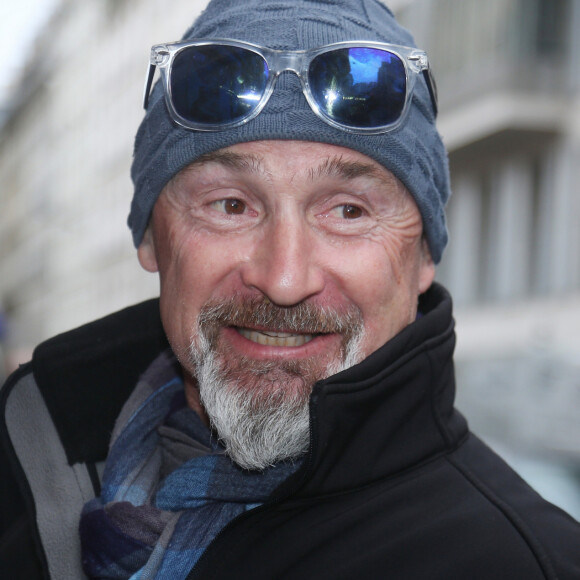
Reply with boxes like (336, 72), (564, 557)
(144, 38), (438, 134)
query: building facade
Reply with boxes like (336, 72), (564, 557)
(0, 0), (208, 371)
(395, 0), (580, 514)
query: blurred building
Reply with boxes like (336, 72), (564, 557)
(0, 0), (579, 513)
(0, 0), (208, 369)
(393, 0), (580, 514)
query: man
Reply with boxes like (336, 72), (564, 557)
(1, 0), (579, 578)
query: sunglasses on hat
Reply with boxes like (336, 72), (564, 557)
(143, 38), (438, 134)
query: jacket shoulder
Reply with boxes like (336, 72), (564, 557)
(31, 298), (168, 465)
(0, 364), (46, 579)
(446, 434), (580, 578)
(1, 299), (167, 473)
(0, 300), (168, 579)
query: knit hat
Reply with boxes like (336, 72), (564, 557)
(129, 0), (451, 262)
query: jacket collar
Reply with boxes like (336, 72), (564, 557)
(31, 299), (168, 465)
(277, 283), (468, 497)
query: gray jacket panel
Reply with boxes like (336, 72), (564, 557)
(4, 371), (95, 580)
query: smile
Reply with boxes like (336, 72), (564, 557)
(237, 328), (316, 347)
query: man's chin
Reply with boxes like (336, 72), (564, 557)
(208, 352), (324, 401)
(196, 352), (312, 470)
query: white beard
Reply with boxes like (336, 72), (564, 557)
(188, 317), (364, 471)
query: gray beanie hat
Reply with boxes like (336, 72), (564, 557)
(130, 0), (451, 262)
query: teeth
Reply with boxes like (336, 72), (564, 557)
(238, 328), (315, 347)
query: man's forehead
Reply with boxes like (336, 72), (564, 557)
(171, 140), (404, 191)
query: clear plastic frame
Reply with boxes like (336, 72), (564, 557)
(143, 38), (438, 134)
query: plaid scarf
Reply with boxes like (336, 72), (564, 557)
(80, 351), (301, 579)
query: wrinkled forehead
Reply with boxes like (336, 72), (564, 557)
(162, 140), (416, 208)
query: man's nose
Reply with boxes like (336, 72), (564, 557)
(240, 215), (325, 306)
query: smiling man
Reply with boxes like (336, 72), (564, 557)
(138, 141), (434, 470)
(2, 0), (580, 579)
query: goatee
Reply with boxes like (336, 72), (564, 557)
(188, 297), (364, 470)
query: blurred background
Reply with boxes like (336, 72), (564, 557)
(1, 0), (579, 517)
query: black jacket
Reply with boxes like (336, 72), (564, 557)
(2, 284), (580, 579)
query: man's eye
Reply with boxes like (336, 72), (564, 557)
(212, 199), (246, 215)
(331, 204), (364, 219)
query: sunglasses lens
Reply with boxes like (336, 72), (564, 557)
(309, 47), (407, 129)
(171, 45), (268, 125)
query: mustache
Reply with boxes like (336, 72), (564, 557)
(197, 296), (363, 342)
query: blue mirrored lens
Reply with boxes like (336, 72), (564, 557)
(309, 47), (406, 128)
(171, 45), (268, 124)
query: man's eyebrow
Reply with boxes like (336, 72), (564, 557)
(185, 150), (264, 174)
(168, 150), (267, 191)
(310, 155), (397, 188)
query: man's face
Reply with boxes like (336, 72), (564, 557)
(138, 140), (435, 468)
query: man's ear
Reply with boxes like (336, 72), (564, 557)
(137, 226), (159, 273)
(418, 237), (436, 294)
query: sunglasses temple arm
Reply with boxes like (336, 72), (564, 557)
(143, 64), (157, 110)
(422, 69), (438, 118)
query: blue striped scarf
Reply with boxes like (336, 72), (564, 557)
(80, 351), (301, 579)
